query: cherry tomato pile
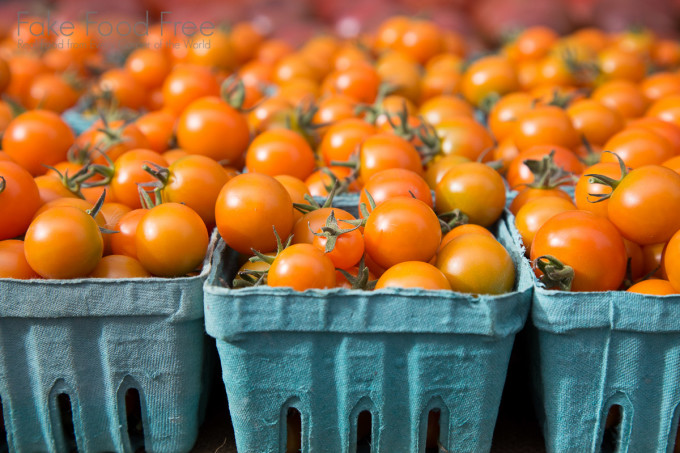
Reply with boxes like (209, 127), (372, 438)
(0, 16), (679, 295)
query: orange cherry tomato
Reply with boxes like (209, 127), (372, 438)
(2, 110), (75, 176)
(26, 74), (79, 113)
(574, 162), (623, 218)
(292, 208), (356, 246)
(312, 223), (364, 270)
(275, 175), (311, 223)
(598, 47), (646, 83)
(512, 105), (579, 151)
(435, 162), (506, 227)
(488, 92), (536, 143)
(162, 64), (221, 115)
(319, 118), (377, 166)
(98, 69), (147, 111)
(304, 166), (359, 197)
(567, 99), (624, 146)
(125, 48), (171, 89)
(591, 80), (648, 119)
(268, 243), (336, 290)
(359, 168), (432, 216)
(438, 224), (495, 253)
(245, 129), (316, 181)
(359, 133), (423, 182)
(111, 209), (147, 259)
(601, 128), (675, 169)
(424, 155), (470, 189)
(643, 242), (668, 280)
(640, 72), (680, 103)
(506, 145), (584, 189)
(435, 117), (495, 161)
(419, 95), (475, 127)
(628, 117), (680, 151)
(136, 203), (209, 277)
(111, 149), (169, 209)
(321, 62), (380, 104)
(215, 173), (294, 255)
(664, 230), (680, 291)
(0, 162), (41, 240)
(89, 255), (151, 278)
(627, 279), (677, 295)
(24, 207), (103, 279)
(509, 187), (574, 216)
(530, 210), (628, 291)
(0, 240), (39, 279)
(376, 261), (451, 290)
(364, 197), (441, 269)
(461, 55), (518, 106)
(436, 234), (515, 295)
(176, 97), (250, 165)
(515, 196), (576, 252)
(135, 110), (176, 153)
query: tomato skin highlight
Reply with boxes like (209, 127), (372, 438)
(136, 203), (209, 277)
(267, 244), (336, 290)
(530, 210), (627, 292)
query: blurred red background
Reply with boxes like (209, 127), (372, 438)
(1, 0), (679, 48)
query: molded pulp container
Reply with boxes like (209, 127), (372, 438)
(62, 109), (96, 136)
(0, 233), (219, 453)
(531, 285), (680, 453)
(204, 211), (533, 453)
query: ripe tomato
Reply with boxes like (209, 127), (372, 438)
(418, 95), (475, 127)
(515, 196), (576, 252)
(435, 162), (506, 227)
(90, 255), (151, 279)
(623, 238), (645, 282)
(0, 162), (41, 240)
(111, 149), (169, 209)
(364, 197), (441, 269)
(312, 222), (364, 270)
(375, 52), (422, 102)
(509, 187), (573, 216)
(24, 207), (103, 279)
(640, 72), (680, 103)
(275, 175), (311, 223)
(567, 99), (624, 146)
(111, 209), (147, 259)
(506, 146), (584, 189)
(601, 128), (675, 169)
(461, 55), (518, 106)
(591, 80), (648, 119)
(125, 48), (171, 89)
(628, 117), (680, 151)
(2, 110), (75, 176)
(26, 74), (79, 113)
(136, 203), (208, 277)
(0, 240), (39, 279)
(34, 174), (78, 205)
(392, 20), (443, 65)
(439, 224), (495, 253)
(359, 133), (423, 182)
(321, 61), (380, 104)
(375, 261), (451, 290)
(627, 279), (677, 295)
(163, 155), (232, 229)
(176, 97), (250, 165)
(267, 243), (336, 290)
(98, 69), (147, 111)
(162, 64), (220, 115)
(335, 266), (376, 289)
(424, 155), (470, 189)
(319, 119), (377, 165)
(605, 165), (680, 245)
(436, 117), (495, 161)
(359, 169), (432, 216)
(247, 96), (293, 134)
(530, 210), (627, 292)
(643, 242), (668, 280)
(663, 230), (680, 291)
(598, 47), (646, 83)
(84, 120), (151, 165)
(312, 94), (357, 135)
(135, 110), (176, 153)
(292, 208), (356, 245)
(512, 105), (579, 151)
(163, 149), (189, 165)
(488, 92), (536, 143)
(245, 129), (316, 180)
(574, 162), (623, 218)
(187, 30), (236, 72)
(436, 234), (515, 295)
(505, 26), (558, 62)
(216, 173), (294, 255)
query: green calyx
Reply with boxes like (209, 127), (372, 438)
(87, 189), (119, 235)
(584, 151), (628, 203)
(338, 256), (376, 290)
(415, 122), (442, 165)
(0, 176), (5, 194)
(356, 82), (399, 125)
(534, 255), (574, 291)
(42, 164), (93, 199)
(294, 179), (341, 214)
(309, 209), (361, 254)
(438, 209), (469, 233)
(233, 227), (292, 288)
(521, 150), (577, 190)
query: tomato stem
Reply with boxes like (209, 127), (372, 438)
(584, 151), (628, 203)
(438, 209), (469, 233)
(309, 209), (361, 253)
(534, 255), (575, 291)
(0, 176), (5, 194)
(337, 256), (376, 290)
(520, 150), (576, 190)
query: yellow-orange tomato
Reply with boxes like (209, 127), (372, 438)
(89, 255), (152, 278)
(461, 56), (518, 106)
(515, 196), (577, 253)
(136, 203), (209, 277)
(567, 99), (625, 146)
(24, 207), (103, 279)
(0, 240), (39, 279)
(436, 234), (515, 295)
(627, 279), (677, 295)
(375, 261), (451, 290)
(436, 117), (495, 161)
(438, 224), (494, 253)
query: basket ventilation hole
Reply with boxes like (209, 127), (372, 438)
(425, 409), (441, 453)
(125, 389), (145, 453)
(56, 393), (77, 453)
(285, 407), (301, 453)
(357, 410), (372, 452)
(601, 405), (622, 453)
(0, 397), (7, 452)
